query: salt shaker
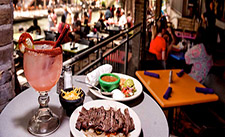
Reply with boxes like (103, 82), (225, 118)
(64, 65), (73, 89)
(169, 70), (173, 84)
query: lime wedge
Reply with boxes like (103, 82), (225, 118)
(18, 32), (34, 53)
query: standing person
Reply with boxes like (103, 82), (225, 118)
(116, 7), (121, 22)
(83, 12), (90, 35)
(105, 7), (112, 20)
(83, 12), (89, 25)
(88, 6), (92, 23)
(202, 1), (216, 29)
(184, 27), (213, 83)
(51, 8), (57, 27)
(63, 6), (68, 20)
(66, 12), (72, 25)
(110, 5), (115, 18)
(26, 18), (41, 35)
(201, 1), (216, 47)
(126, 11), (133, 28)
(118, 9), (127, 28)
(48, 9), (54, 31)
(98, 12), (106, 30)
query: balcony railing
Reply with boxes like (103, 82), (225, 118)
(63, 23), (142, 75)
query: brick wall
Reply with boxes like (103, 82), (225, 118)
(0, 0), (15, 112)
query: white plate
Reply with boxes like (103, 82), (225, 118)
(70, 100), (141, 137)
(89, 73), (143, 101)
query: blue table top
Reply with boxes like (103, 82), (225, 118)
(170, 52), (185, 60)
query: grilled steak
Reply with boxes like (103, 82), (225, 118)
(75, 106), (135, 136)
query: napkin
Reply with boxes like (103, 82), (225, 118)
(163, 87), (172, 100)
(85, 64), (112, 86)
(176, 69), (184, 77)
(195, 87), (214, 94)
(144, 71), (160, 78)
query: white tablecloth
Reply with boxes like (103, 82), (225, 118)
(0, 75), (169, 137)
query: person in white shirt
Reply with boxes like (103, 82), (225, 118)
(118, 9), (127, 28)
(48, 9), (54, 31)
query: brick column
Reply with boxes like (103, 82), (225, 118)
(0, 0), (15, 112)
(126, 0), (145, 76)
(155, 0), (162, 19)
(124, 0), (135, 18)
(134, 0), (145, 25)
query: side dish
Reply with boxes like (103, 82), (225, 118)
(101, 75), (118, 82)
(119, 78), (136, 97)
(61, 87), (83, 100)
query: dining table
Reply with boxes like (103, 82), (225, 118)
(62, 42), (89, 54)
(86, 32), (109, 40)
(135, 69), (219, 133)
(0, 75), (169, 137)
(169, 51), (185, 61)
(105, 25), (122, 36)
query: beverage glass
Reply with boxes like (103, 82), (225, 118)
(23, 41), (62, 136)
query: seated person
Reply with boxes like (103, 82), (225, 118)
(166, 26), (178, 45)
(18, 26), (24, 33)
(72, 13), (80, 29)
(94, 22), (101, 32)
(184, 27), (213, 83)
(26, 18), (41, 35)
(58, 15), (66, 33)
(148, 19), (168, 60)
(162, 26), (178, 57)
(57, 15), (71, 43)
(73, 21), (85, 42)
(162, 31), (173, 56)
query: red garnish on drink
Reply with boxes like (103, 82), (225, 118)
(53, 24), (70, 48)
(18, 32), (34, 53)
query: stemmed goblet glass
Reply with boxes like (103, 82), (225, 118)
(23, 41), (62, 136)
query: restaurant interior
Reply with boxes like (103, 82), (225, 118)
(0, 0), (225, 137)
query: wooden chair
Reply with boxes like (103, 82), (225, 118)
(141, 51), (166, 70)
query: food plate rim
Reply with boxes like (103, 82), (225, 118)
(69, 100), (142, 137)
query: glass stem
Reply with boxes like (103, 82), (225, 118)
(38, 91), (49, 108)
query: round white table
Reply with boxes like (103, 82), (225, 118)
(0, 75), (169, 137)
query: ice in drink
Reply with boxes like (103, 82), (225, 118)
(24, 43), (62, 92)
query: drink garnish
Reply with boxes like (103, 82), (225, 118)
(18, 32), (34, 53)
(53, 24), (70, 48)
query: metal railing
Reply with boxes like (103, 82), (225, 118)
(63, 23), (142, 75)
